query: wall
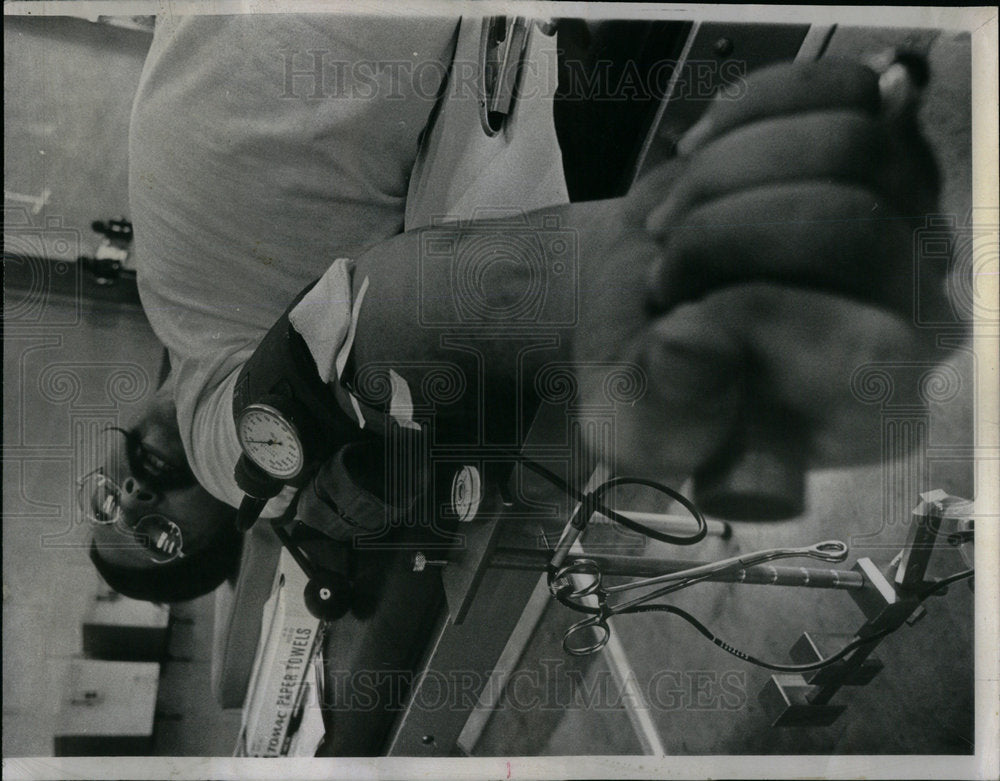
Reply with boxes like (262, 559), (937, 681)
(4, 16), (150, 257)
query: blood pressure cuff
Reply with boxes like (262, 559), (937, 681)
(295, 439), (423, 543)
(232, 278), (362, 487)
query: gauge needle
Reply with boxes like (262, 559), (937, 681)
(244, 438), (283, 446)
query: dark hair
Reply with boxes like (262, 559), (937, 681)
(89, 521), (243, 603)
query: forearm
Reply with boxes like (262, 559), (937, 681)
(344, 198), (637, 433)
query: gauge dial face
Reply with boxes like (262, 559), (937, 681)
(236, 404), (304, 479)
(451, 465), (482, 522)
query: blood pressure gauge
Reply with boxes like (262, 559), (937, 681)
(236, 402), (305, 480)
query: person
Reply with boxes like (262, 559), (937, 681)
(89, 12), (945, 594)
(83, 376), (243, 602)
(75, 11), (952, 756)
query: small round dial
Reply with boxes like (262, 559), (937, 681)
(236, 403), (304, 479)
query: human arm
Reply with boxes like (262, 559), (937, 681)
(332, 59), (946, 490)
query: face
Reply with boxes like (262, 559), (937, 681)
(86, 388), (231, 570)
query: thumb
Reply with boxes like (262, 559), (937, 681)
(873, 50), (929, 124)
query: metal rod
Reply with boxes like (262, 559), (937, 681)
(599, 510), (731, 539)
(492, 548), (865, 591)
(600, 540), (846, 596)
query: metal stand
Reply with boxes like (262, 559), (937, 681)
(758, 489), (973, 727)
(386, 485), (972, 751)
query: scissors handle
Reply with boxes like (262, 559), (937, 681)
(549, 558), (603, 600)
(563, 615), (612, 656)
(736, 540), (849, 568)
(803, 540), (849, 563)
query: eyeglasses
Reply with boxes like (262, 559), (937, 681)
(77, 468), (185, 564)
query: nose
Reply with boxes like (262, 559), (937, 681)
(119, 476), (158, 511)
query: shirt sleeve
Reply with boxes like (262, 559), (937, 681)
(287, 257), (369, 428)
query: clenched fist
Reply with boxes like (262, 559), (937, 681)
(573, 59), (946, 491)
